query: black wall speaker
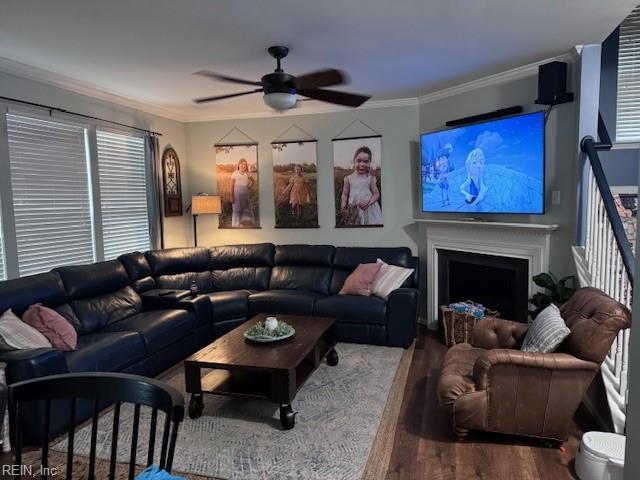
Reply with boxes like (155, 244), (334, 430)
(535, 61), (574, 106)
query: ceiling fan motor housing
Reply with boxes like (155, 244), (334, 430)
(261, 72), (297, 94)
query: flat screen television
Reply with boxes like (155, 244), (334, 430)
(420, 110), (545, 214)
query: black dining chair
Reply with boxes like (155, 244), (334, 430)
(8, 372), (185, 480)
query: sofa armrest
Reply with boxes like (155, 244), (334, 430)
(0, 348), (69, 384)
(471, 317), (529, 350)
(386, 288), (418, 348)
(141, 294), (212, 324)
(473, 349), (600, 390)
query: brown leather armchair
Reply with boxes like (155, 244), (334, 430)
(437, 287), (632, 441)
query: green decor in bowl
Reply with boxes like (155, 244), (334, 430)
(244, 318), (295, 342)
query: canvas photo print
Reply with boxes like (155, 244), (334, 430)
(333, 136), (383, 227)
(272, 141), (319, 228)
(215, 144), (260, 228)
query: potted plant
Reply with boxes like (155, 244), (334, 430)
(528, 272), (576, 320)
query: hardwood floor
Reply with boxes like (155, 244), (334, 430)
(0, 327), (591, 479)
(385, 326), (589, 480)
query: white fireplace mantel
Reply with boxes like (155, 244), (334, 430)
(414, 219), (559, 329)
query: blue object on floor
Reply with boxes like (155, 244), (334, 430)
(135, 465), (185, 480)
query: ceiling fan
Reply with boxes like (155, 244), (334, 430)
(193, 46), (371, 111)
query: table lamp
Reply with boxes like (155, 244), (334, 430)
(191, 194), (221, 246)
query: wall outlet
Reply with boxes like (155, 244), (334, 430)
(552, 190), (561, 205)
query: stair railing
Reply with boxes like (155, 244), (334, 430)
(580, 124), (634, 433)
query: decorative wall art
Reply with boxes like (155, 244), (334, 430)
(332, 135), (383, 227)
(272, 140), (319, 228)
(214, 143), (260, 229)
(161, 147), (183, 217)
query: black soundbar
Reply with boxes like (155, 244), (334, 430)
(445, 106), (523, 127)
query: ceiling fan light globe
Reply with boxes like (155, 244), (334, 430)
(263, 92), (297, 110)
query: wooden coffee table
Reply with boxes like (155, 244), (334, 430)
(184, 314), (338, 429)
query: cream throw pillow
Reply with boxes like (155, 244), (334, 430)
(0, 309), (52, 350)
(371, 258), (414, 300)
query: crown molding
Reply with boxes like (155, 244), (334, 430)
(418, 48), (580, 105)
(184, 97), (419, 123)
(0, 57), (189, 122)
(0, 47), (580, 124)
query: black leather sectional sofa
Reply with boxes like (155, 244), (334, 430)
(0, 243), (418, 442)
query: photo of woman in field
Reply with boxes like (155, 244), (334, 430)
(272, 141), (319, 228)
(215, 144), (260, 228)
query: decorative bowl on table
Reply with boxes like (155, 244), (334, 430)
(244, 318), (295, 342)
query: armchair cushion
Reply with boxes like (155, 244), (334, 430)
(521, 304), (570, 353)
(471, 317), (528, 350)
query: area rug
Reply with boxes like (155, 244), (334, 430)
(51, 342), (411, 480)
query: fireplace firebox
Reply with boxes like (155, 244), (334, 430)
(437, 249), (529, 322)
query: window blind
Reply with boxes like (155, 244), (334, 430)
(96, 130), (150, 260)
(616, 6), (640, 142)
(6, 113), (95, 276)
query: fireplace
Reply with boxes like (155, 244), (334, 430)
(437, 249), (529, 322)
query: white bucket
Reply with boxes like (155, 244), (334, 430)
(575, 431), (625, 480)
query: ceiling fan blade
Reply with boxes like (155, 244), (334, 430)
(294, 69), (346, 90)
(193, 89), (263, 104)
(298, 88), (370, 107)
(193, 70), (262, 86)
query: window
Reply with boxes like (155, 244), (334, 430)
(6, 114), (95, 276)
(616, 6), (640, 142)
(96, 130), (150, 259)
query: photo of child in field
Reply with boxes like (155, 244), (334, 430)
(272, 141), (319, 228)
(333, 137), (383, 227)
(215, 144), (260, 228)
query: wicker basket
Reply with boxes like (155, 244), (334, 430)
(441, 302), (500, 347)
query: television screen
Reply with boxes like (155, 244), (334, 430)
(420, 111), (545, 214)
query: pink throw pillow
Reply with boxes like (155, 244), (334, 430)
(339, 263), (383, 296)
(22, 304), (77, 351)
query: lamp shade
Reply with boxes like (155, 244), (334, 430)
(191, 195), (221, 215)
(263, 92), (297, 110)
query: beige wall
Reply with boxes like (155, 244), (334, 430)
(0, 71), (190, 247)
(417, 72), (579, 278)
(185, 105), (421, 253)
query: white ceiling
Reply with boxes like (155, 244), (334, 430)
(0, 0), (636, 121)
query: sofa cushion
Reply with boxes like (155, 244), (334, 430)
(118, 251), (155, 293)
(22, 304), (77, 351)
(0, 271), (67, 316)
(249, 290), (324, 316)
(339, 263), (382, 296)
(210, 243), (274, 268)
(0, 309), (52, 349)
(330, 247), (413, 294)
(146, 247), (211, 276)
(314, 295), (387, 325)
(55, 261), (129, 300)
(270, 245), (334, 294)
(155, 272), (214, 293)
(205, 290), (252, 322)
(65, 331), (146, 372)
(274, 244), (335, 266)
(212, 268), (271, 291)
(102, 309), (195, 354)
(69, 286), (142, 335)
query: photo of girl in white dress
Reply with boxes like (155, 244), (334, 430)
(333, 137), (383, 227)
(215, 144), (260, 228)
